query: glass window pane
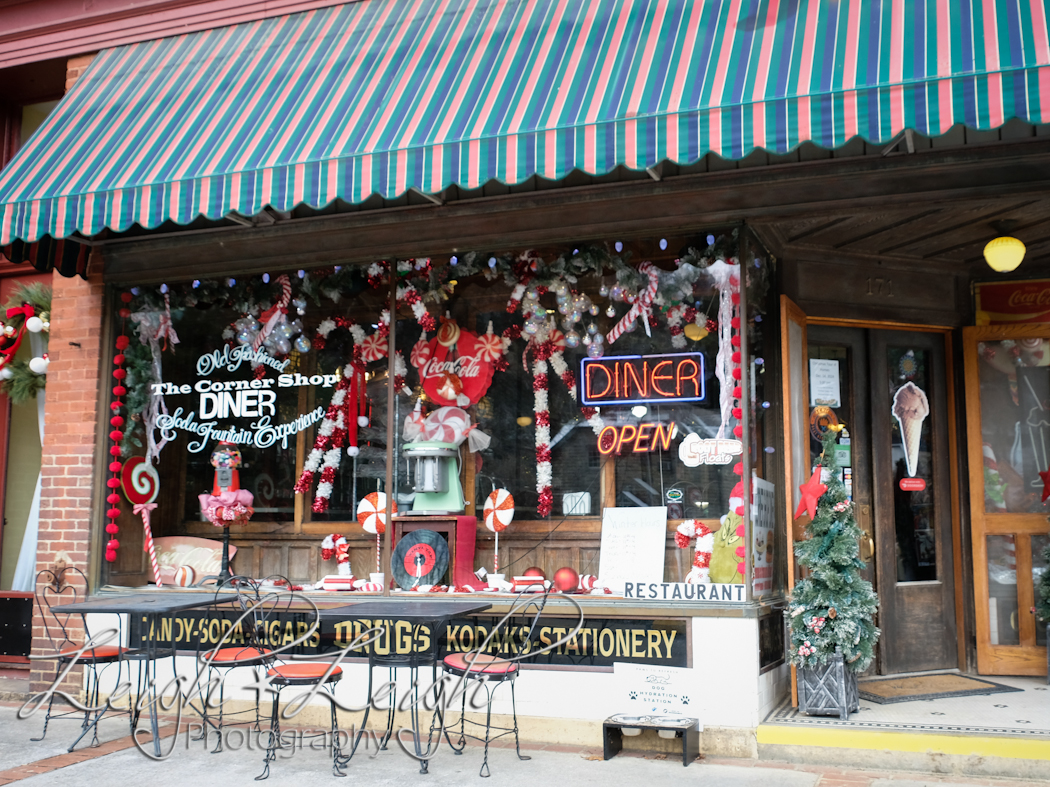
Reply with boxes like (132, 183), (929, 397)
(887, 347), (936, 581)
(977, 339), (1050, 513)
(987, 535), (1020, 646)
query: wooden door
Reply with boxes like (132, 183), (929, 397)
(870, 329), (956, 673)
(964, 324), (1050, 675)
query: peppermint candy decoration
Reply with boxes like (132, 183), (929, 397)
(422, 406), (470, 444)
(483, 489), (515, 532)
(578, 574), (598, 592)
(122, 456), (160, 505)
(410, 337), (432, 367)
(832, 501), (851, 512)
(437, 319), (461, 347)
(359, 333), (387, 363)
(357, 491), (397, 535)
(352, 580), (383, 592)
(475, 332), (504, 362)
(173, 566), (197, 587)
(548, 328), (566, 349)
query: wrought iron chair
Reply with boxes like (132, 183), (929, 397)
(438, 587), (578, 777)
(252, 583), (344, 780)
(30, 567), (130, 749)
(190, 575), (284, 752)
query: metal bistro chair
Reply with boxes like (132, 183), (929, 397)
(30, 567), (131, 749)
(254, 584), (344, 781)
(191, 575), (281, 752)
(438, 586), (572, 778)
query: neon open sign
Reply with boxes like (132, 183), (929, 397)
(597, 423), (676, 455)
(580, 352), (705, 406)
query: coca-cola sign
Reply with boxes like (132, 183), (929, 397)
(410, 321), (499, 406)
(975, 279), (1050, 325)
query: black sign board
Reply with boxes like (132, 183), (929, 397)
(129, 610), (688, 669)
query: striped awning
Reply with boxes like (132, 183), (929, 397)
(2, 0), (1049, 246)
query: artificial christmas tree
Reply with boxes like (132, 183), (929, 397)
(790, 429), (880, 719)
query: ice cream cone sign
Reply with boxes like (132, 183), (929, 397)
(892, 382), (930, 477)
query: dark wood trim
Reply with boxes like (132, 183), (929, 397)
(100, 139), (1050, 284)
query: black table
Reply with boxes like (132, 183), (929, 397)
(318, 599), (491, 773)
(51, 592), (238, 755)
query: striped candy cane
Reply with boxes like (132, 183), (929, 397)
(606, 261), (659, 345)
(252, 274), (293, 353)
(134, 503), (162, 587)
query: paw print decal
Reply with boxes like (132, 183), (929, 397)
(681, 696), (690, 705)
(629, 691), (638, 700)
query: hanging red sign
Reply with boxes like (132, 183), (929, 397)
(899, 477), (926, 491)
(411, 320), (498, 407)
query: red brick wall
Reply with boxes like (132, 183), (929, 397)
(27, 48), (105, 694)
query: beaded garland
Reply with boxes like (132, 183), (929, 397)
(104, 292), (133, 563)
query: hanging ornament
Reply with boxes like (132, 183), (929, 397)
(28, 354), (49, 374)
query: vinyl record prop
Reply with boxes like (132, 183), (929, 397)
(392, 530), (451, 589)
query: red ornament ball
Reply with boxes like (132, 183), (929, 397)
(120, 292), (133, 303)
(107, 539), (120, 550)
(106, 478), (121, 489)
(109, 430), (124, 442)
(113, 368), (127, 380)
(105, 523), (119, 534)
(523, 566), (546, 579)
(119, 308), (131, 318)
(113, 385), (126, 396)
(115, 335), (130, 350)
(110, 402), (122, 411)
(105, 550), (117, 563)
(552, 566), (580, 593)
(108, 461), (122, 473)
(110, 416), (124, 427)
(106, 507), (121, 519)
(109, 446), (122, 456)
(113, 354), (125, 366)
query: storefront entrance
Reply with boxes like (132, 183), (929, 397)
(798, 321), (958, 675)
(964, 324), (1050, 676)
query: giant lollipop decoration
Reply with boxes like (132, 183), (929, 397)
(357, 491), (398, 573)
(122, 457), (163, 586)
(483, 489), (515, 573)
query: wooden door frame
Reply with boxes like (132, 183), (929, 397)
(800, 316), (966, 674)
(962, 323), (1050, 675)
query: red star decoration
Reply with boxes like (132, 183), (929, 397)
(794, 469), (827, 521)
(1041, 469), (1050, 503)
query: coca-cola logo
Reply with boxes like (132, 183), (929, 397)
(412, 329), (496, 406)
(1006, 288), (1050, 308)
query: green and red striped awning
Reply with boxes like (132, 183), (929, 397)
(2, 0), (1049, 246)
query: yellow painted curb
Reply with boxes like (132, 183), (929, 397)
(757, 724), (1050, 761)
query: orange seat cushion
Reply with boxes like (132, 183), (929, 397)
(206, 647), (272, 663)
(58, 645), (126, 660)
(443, 652), (518, 675)
(267, 663), (342, 680)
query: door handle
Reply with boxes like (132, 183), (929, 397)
(862, 534), (874, 561)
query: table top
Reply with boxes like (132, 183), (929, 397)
(51, 592), (240, 615)
(318, 600), (491, 622)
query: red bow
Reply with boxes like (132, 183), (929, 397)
(335, 540), (350, 564)
(0, 304), (34, 364)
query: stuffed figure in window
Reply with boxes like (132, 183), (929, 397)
(675, 509), (745, 584)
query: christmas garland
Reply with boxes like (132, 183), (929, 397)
(0, 282), (52, 405)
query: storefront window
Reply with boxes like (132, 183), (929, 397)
(986, 534), (1020, 646)
(111, 235), (764, 596)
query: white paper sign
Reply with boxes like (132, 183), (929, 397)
(751, 477), (776, 598)
(598, 506), (667, 596)
(809, 358), (841, 408)
(614, 662), (696, 718)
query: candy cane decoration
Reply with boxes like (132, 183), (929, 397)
(605, 261), (659, 345)
(122, 458), (162, 586)
(675, 519), (714, 584)
(252, 274), (292, 354)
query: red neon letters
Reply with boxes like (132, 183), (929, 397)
(580, 353), (705, 406)
(597, 422), (676, 455)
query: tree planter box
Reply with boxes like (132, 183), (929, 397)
(797, 649), (859, 720)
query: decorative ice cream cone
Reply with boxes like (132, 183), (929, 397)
(892, 382), (930, 478)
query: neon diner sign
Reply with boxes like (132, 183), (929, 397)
(579, 352), (705, 406)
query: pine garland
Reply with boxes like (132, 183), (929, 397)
(789, 432), (880, 673)
(0, 282), (52, 405)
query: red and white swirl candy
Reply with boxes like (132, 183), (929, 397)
(475, 332), (504, 362)
(359, 333), (387, 362)
(357, 491), (396, 535)
(422, 406), (470, 444)
(410, 337), (432, 368)
(122, 457), (159, 505)
(483, 489), (515, 532)
(352, 580), (383, 592)
(173, 566), (196, 587)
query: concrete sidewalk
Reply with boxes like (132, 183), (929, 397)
(1, 705), (1048, 787)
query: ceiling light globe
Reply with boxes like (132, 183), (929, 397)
(984, 236), (1026, 272)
